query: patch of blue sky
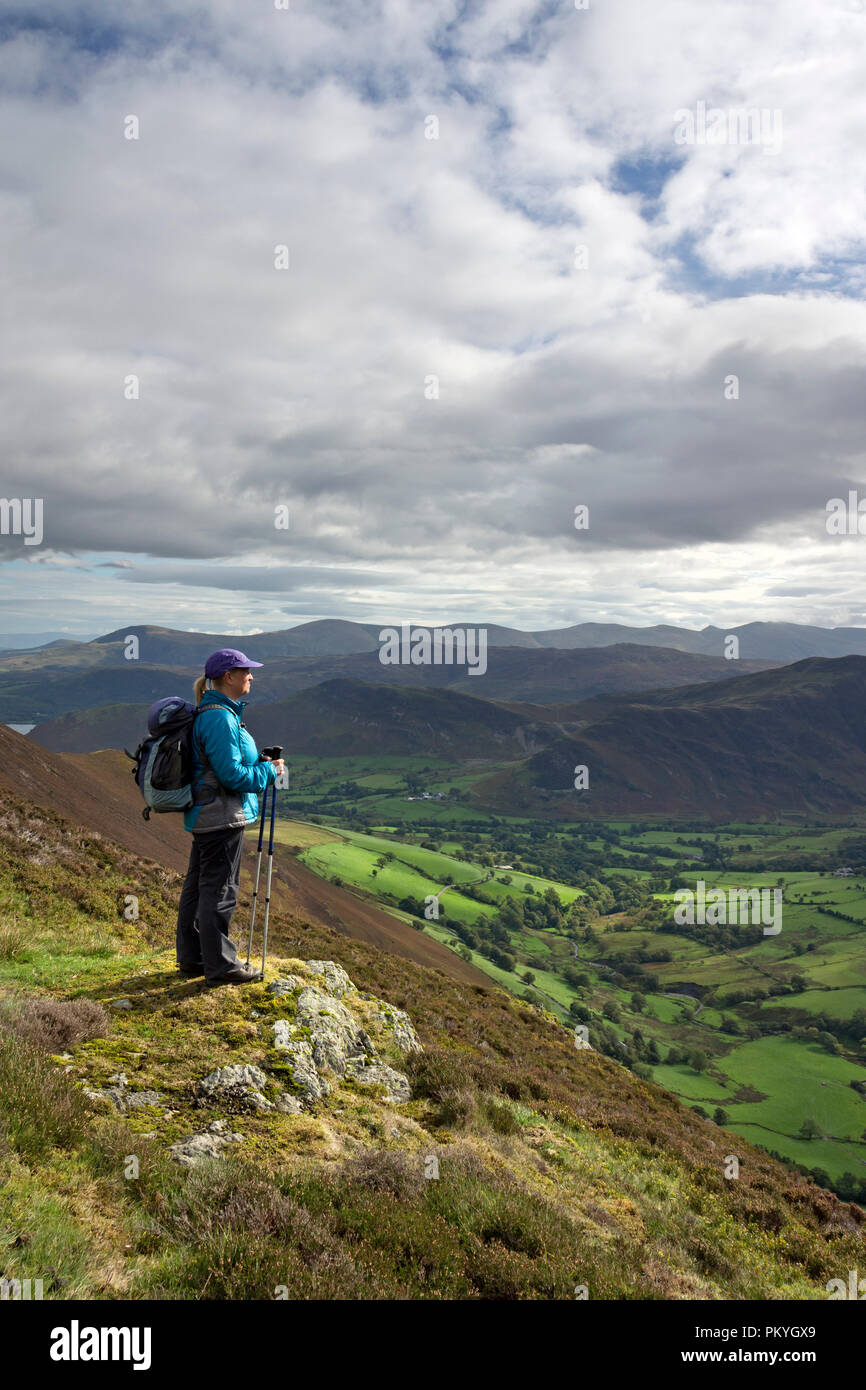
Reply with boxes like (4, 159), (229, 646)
(610, 151), (686, 223)
(664, 232), (866, 301)
(0, 10), (148, 57)
(497, 0), (565, 59)
(338, 63), (412, 106)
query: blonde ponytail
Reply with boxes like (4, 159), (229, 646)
(193, 674), (208, 706)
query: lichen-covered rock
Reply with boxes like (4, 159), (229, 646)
(84, 1086), (124, 1112)
(296, 986), (371, 1077)
(201, 1063), (268, 1093)
(274, 1093), (304, 1115)
(345, 1060), (412, 1104)
(170, 1120), (244, 1167)
(271, 1027), (330, 1100)
(266, 975), (304, 997)
(375, 1006), (423, 1055)
(125, 1089), (164, 1109)
(199, 1064), (274, 1112)
(305, 960), (355, 997)
(263, 960), (423, 1108)
(84, 1083), (163, 1114)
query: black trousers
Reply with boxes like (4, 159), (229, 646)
(176, 826), (245, 980)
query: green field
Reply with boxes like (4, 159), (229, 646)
(269, 785), (866, 1199)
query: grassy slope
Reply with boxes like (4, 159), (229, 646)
(1, 798), (865, 1298)
(280, 822), (583, 929)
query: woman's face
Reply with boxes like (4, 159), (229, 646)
(220, 667), (253, 699)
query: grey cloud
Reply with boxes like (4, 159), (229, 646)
(1, 0), (865, 631)
(120, 564), (390, 590)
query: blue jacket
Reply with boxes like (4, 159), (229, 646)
(183, 689), (276, 834)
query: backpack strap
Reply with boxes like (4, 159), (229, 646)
(193, 702), (239, 770)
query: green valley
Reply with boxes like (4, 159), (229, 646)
(270, 767), (866, 1203)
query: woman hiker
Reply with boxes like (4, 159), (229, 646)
(176, 648), (285, 986)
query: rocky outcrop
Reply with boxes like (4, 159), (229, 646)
(295, 986), (373, 1075)
(199, 1064), (274, 1112)
(344, 1060), (413, 1103)
(375, 1006), (422, 1055)
(170, 1119), (244, 1167)
(173, 960), (423, 1140)
(266, 975), (305, 997)
(265, 959), (421, 1107)
(270, 1029), (331, 1101)
(84, 1072), (163, 1114)
(306, 960), (355, 997)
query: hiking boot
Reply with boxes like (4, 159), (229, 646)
(178, 963), (205, 977)
(206, 964), (260, 987)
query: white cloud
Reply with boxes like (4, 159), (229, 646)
(0, 0), (864, 635)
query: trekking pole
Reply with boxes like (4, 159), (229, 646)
(260, 773), (278, 980)
(245, 787), (269, 967)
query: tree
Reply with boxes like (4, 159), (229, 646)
(713, 1108), (728, 1126)
(799, 1118), (821, 1140)
(689, 1049), (708, 1073)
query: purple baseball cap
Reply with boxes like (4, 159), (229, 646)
(204, 648), (264, 678)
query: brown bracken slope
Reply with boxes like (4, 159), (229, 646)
(0, 725), (488, 988)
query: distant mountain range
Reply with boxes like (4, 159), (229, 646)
(26, 642), (777, 743)
(7, 618), (866, 724)
(15, 620), (866, 820)
(0, 631), (94, 652)
(9, 616), (866, 665)
(24, 653), (866, 820)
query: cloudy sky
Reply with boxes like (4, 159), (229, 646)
(1, 0), (865, 640)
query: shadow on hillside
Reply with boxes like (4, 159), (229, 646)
(83, 969), (210, 1007)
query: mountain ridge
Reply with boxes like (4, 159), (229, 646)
(9, 615), (866, 664)
(20, 641), (778, 731)
(475, 655), (866, 819)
